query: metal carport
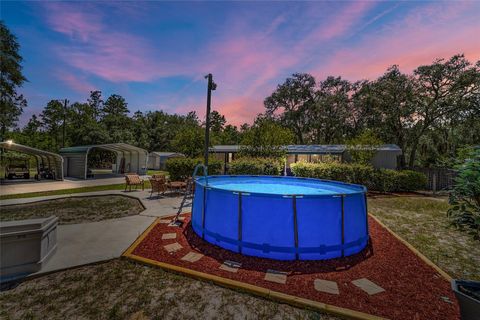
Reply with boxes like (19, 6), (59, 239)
(59, 143), (148, 179)
(0, 141), (64, 180)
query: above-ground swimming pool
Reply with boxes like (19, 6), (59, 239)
(191, 175), (369, 261)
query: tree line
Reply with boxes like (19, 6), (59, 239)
(264, 56), (480, 167)
(2, 21), (479, 168)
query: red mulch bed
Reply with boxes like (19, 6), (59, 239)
(131, 214), (459, 319)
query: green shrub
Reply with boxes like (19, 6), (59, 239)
(447, 149), (480, 239)
(166, 157), (222, 181)
(394, 170), (428, 191)
(290, 162), (427, 192)
(228, 157), (283, 175)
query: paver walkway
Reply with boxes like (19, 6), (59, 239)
(1, 189), (192, 277)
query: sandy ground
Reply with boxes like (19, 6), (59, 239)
(0, 259), (338, 320)
(1, 195), (144, 224)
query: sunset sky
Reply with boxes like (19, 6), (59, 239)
(3, 1), (480, 126)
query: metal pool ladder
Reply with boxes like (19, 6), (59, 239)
(170, 164), (208, 226)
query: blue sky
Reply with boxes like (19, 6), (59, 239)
(2, 1), (480, 126)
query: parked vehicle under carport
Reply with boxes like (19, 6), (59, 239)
(5, 161), (30, 179)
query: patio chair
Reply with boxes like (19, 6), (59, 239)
(125, 173), (145, 191)
(149, 177), (167, 198)
(186, 177), (195, 194)
(152, 173), (167, 180)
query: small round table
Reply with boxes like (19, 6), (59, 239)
(169, 181), (187, 193)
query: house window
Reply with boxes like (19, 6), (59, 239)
(286, 155), (296, 166)
(297, 154), (308, 162)
(311, 154), (320, 163)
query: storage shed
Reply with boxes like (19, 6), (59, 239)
(147, 152), (184, 170)
(0, 141), (64, 180)
(59, 143), (148, 179)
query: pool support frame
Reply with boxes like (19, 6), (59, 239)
(198, 185), (357, 261)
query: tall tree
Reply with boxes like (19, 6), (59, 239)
(409, 55), (480, 166)
(0, 21), (27, 141)
(87, 90), (103, 121)
(40, 100), (66, 151)
(101, 94), (132, 143)
(171, 126), (204, 157)
(240, 117), (294, 158)
(132, 110), (149, 149)
(208, 110), (226, 133)
(21, 114), (42, 147)
(69, 101), (108, 146)
(310, 76), (352, 144)
(264, 73), (316, 143)
(354, 66), (415, 167)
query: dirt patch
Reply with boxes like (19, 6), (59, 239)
(130, 213), (460, 320)
(0, 195), (144, 224)
(0, 259), (336, 320)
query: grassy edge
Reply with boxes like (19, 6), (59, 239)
(0, 183), (132, 200)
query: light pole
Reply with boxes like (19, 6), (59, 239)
(204, 74), (217, 169)
(62, 99), (69, 148)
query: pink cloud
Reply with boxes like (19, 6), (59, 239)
(43, 2), (193, 83)
(44, 3), (102, 42)
(314, 2), (480, 80)
(38, 1), (479, 127)
(56, 71), (95, 93)
(316, 1), (376, 41)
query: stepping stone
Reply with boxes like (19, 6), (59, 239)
(314, 279), (340, 295)
(352, 278), (385, 295)
(164, 242), (183, 253)
(219, 260), (242, 273)
(181, 252), (204, 263)
(162, 233), (177, 240)
(264, 269), (287, 284)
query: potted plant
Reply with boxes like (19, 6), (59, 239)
(451, 280), (480, 320)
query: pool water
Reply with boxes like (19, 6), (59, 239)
(206, 176), (362, 195)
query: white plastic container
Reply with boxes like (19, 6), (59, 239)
(1, 216), (58, 282)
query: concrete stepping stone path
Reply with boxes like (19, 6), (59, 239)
(181, 252), (204, 263)
(352, 278), (385, 295)
(163, 242), (183, 253)
(264, 269), (288, 284)
(161, 233), (177, 240)
(314, 279), (340, 295)
(219, 260), (242, 273)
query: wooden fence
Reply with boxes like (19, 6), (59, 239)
(411, 167), (457, 191)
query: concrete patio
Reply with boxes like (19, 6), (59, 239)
(1, 189), (192, 277)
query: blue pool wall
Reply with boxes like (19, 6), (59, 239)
(191, 175), (369, 261)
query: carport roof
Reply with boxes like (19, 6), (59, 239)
(0, 141), (63, 159)
(59, 143), (147, 154)
(150, 152), (185, 157)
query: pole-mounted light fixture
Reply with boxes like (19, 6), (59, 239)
(204, 74), (217, 170)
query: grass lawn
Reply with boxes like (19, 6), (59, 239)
(147, 170), (169, 177)
(0, 259), (336, 320)
(368, 196), (480, 281)
(0, 195), (144, 224)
